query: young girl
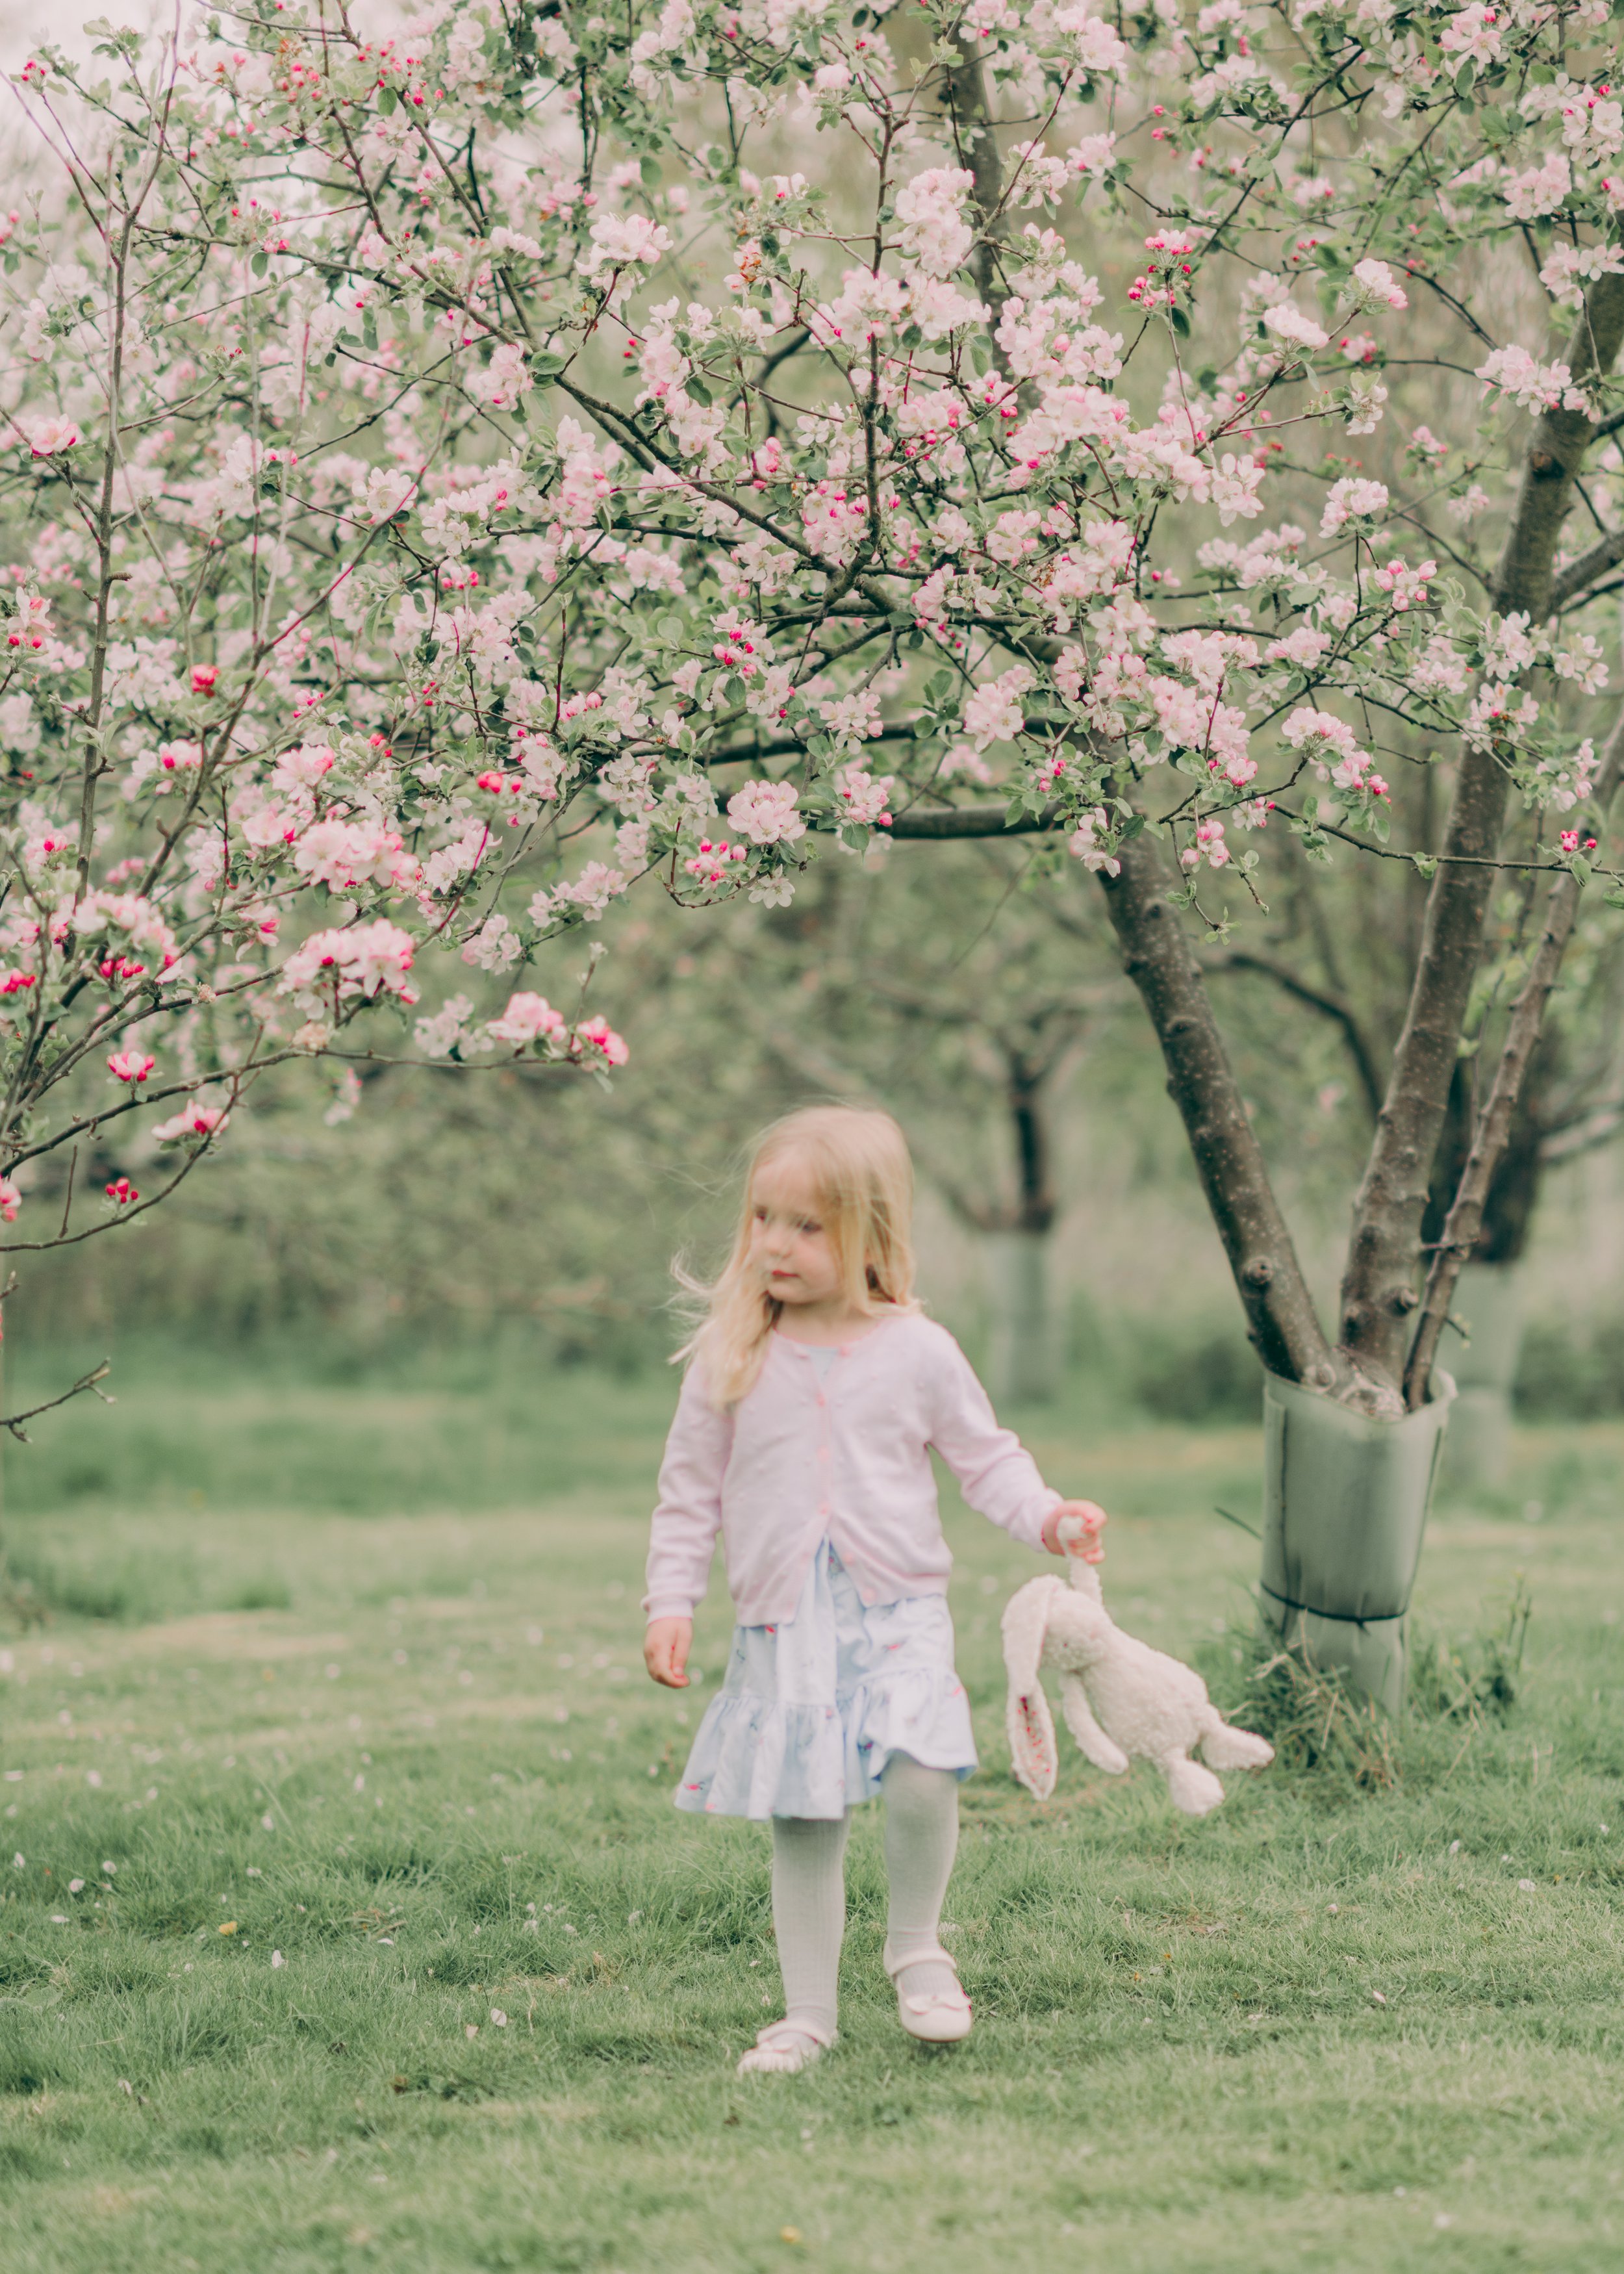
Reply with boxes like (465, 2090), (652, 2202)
(643, 1104), (1105, 2075)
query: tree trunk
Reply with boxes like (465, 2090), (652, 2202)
(983, 1227), (1057, 1407)
(1339, 273), (1624, 1390)
(983, 1053), (1059, 1404)
(1095, 829), (1338, 1388)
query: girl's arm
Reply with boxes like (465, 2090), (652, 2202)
(644, 1362), (733, 1627)
(929, 1336), (1104, 1557)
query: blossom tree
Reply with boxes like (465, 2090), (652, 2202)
(2, 0), (1621, 1575)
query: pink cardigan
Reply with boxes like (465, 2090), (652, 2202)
(643, 1313), (1061, 1627)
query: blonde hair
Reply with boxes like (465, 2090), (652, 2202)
(678, 1105), (919, 1407)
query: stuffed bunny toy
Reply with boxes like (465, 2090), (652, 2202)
(1002, 1520), (1274, 1817)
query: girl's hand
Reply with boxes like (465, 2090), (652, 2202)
(644, 1616), (694, 1689)
(1043, 1501), (1108, 1561)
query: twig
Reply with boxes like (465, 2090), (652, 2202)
(1, 1359), (112, 1444)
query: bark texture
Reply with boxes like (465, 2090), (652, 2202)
(1401, 719), (1624, 1407)
(1097, 828), (1336, 1385)
(1339, 272), (1624, 1386)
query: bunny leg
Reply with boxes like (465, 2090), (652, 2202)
(1197, 1709), (1275, 1771)
(1160, 1750), (1226, 1817)
(1059, 1673), (1130, 1776)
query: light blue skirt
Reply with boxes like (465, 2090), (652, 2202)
(674, 1539), (978, 1820)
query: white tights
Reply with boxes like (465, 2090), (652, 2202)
(769, 1753), (959, 2041)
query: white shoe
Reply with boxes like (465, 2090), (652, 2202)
(883, 1941), (973, 2045)
(735, 2018), (834, 2075)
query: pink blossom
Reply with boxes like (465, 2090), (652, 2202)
(1347, 259), (1406, 314)
(832, 765), (894, 826)
(273, 744), (336, 791)
(151, 1102), (228, 1143)
(279, 921), (416, 1004)
(23, 416), (79, 457)
(487, 991), (567, 1045)
(107, 1050), (155, 1083)
(1320, 478), (1389, 535)
(1067, 808), (1120, 876)
(963, 665), (1034, 750)
(1504, 153), (1570, 222)
(579, 212), (672, 278)
(1263, 303), (1329, 353)
(0, 1177), (19, 1222)
(1373, 558), (1436, 611)
(1067, 133), (1117, 179)
(894, 168), (976, 279)
(1474, 345), (1586, 414)
(1438, 3), (1504, 64)
(1179, 819), (1231, 873)
(726, 780), (805, 846)
(573, 1015), (629, 1067)
(1050, 5), (1128, 73)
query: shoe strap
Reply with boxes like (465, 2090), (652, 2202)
(882, 1941), (959, 1983)
(755, 2017), (835, 2051)
(900, 1987), (972, 2017)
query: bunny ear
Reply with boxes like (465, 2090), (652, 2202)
(1002, 1578), (1061, 1800)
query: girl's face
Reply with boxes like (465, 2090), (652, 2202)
(748, 1154), (845, 1310)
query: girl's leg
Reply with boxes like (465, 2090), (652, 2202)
(879, 1752), (961, 2004)
(739, 1813), (848, 2071)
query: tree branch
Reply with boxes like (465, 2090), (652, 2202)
(1339, 270), (1624, 1386)
(887, 802), (1059, 839)
(1, 1359), (112, 1444)
(1551, 524), (1624, 611)
(1203, 949), (1386, 1123)
(1401, 713), (1624, 1406)
(1536, 1094), (1624, 1165)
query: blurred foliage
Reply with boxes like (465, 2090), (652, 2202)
(1514, 1314), (1624, 1418)
(3, 836), (1619, 1403)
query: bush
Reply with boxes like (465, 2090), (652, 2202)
(1126, 1318), (1262, 1424)
(1515, 1314), (1624, 1418)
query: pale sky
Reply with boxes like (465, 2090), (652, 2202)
(1, 5), (157, 71)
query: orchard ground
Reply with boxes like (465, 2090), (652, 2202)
(1, 1349), (1621, 2274)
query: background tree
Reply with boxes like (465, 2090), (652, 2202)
(698, 842), (1123, 1401)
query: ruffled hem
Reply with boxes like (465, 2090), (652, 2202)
(674, 1668), (976, 1820)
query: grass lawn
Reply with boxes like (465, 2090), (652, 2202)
(1, 1357), (1622, 2272)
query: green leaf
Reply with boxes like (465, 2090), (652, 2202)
(250, 251), (268, 279)
(684, 374), (713, 406)
(1454, 59), (1476, 95)
(1569, 853), (1593, 887)
(969, 336), (993, 376)
(530, 351), (568, 377)
(1412, 852), (1438, 880)
(378, 84), (398, 114)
